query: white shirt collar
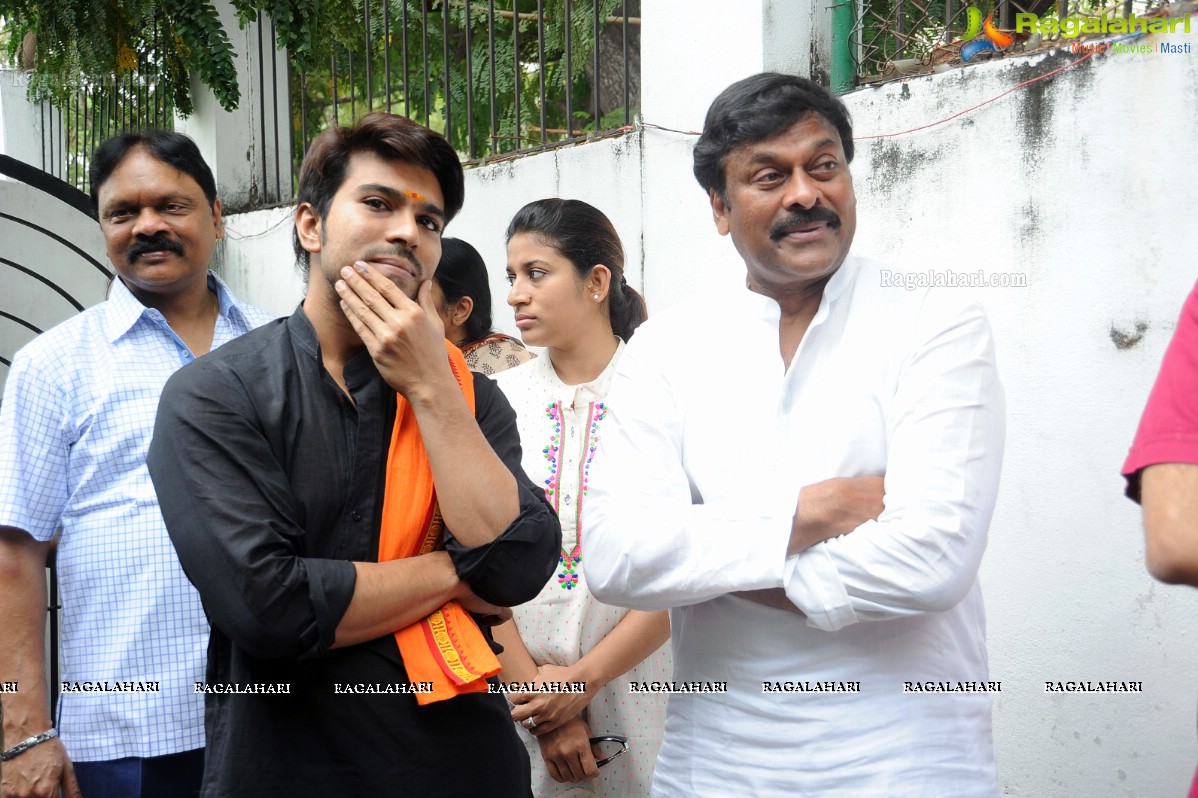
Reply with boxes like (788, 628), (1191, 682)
(733, 252), (863, 328)
(533, 338), (626, 408)
(103, 271), (243, 343)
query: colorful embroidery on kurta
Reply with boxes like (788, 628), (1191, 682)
(542, 401), (606, 589)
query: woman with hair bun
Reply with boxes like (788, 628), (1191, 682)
(492, 199), (670, 797)
(431, 237), (535, 374)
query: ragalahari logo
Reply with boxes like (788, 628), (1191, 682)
(960, 8), (1016, 62)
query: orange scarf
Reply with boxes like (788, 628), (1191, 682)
(381, 342), (502, 705)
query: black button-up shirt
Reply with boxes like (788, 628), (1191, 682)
(148, 308), (560, 797)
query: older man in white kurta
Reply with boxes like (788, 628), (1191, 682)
(583, 72), (1004, 797)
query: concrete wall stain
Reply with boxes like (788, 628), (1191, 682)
(474, 160), (518, 184)
(865, 138), (944, 197)
(1061, 49), (1097, 94)
(1018, 199), (1040, 244)
(1016, 71), (1053, 151)
(1110, 320), (1149, 350)
(610, 132), (638, 160)
(811, 41), (829, 88)
(1011, 51), (1094, 147)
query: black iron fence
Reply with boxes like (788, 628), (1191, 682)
(293, 0), (640, 165)
(38, 70), (173, 195)
(37, 1), (640, 205)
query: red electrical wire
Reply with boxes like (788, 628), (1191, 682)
(853, 51), (1096, 140)
(637, 50), (1098, 143)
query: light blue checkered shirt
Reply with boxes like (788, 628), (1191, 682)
(0, 273), (275, 761)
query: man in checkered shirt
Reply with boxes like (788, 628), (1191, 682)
(0, 132), (273, 798)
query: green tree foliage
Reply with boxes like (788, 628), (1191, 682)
(0, 0), (241, 114)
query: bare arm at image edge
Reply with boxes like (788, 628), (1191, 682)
(1140, 464), (1198, 587)
(0, 527), (82, 798)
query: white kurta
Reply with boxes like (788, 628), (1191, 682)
(494, 345), (671, 798)
(584, 254), (1005, 797)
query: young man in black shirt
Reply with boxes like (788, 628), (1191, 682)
(148, 113), (561, 797)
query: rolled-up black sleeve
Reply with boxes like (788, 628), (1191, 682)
(444, 373), (561, 606)
(148, 355), (356, 661)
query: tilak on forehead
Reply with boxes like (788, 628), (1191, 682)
(403, 189), (425, 202)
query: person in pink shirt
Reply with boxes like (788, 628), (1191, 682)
(1123, 277), (1198, 798)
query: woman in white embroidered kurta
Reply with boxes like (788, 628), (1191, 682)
(491, 199), (671, 798)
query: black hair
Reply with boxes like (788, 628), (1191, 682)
(505, 198), (647, 342)
(693, 72), (854, 201)
(433, 238), (493, 343)
(292, 112), (465, 275)
(89, 130), (217, 211)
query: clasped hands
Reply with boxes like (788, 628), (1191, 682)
(509, 663), (605, 784)
(508, 663), (593, 736)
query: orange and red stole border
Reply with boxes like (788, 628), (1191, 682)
(380, 341), (502, 705)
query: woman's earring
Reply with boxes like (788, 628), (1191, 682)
(593, 293), (600, 301)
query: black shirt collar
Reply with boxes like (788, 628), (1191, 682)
(286, 304), (383, 392)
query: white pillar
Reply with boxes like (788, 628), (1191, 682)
(764, 0), (836, 88)
(641, 0), (765, 133)
(174, 0), (291, 212)
(0, 69), (59, 173)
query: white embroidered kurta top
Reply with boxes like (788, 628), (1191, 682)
(495, 343), (670, 798)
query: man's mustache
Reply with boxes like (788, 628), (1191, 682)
(362, 246), (423, 279)
(128, 235), (184, 262)
(769, 208), (841, 241)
